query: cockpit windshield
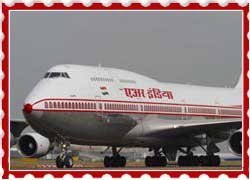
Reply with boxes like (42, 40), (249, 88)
(44, 72), (70, 79)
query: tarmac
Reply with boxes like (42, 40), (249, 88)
(10, 158), (242, 170)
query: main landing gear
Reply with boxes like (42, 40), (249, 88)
(104, 147), (126, 167)
(177, 147), (220, 167)
(56, 141), (73, 168)
(145, 148), (167, 167)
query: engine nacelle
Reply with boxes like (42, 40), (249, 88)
(10, 133), (16, 147)
(228, 130), (242, 156)
(17, 132), (51, 158)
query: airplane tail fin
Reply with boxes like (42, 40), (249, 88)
(235, 73), (242, 91)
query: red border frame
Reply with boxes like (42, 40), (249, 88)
(2, 3), (249, 178)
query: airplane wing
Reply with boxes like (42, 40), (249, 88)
(10, 119), (28, 137)
(143, 117), (241, 138)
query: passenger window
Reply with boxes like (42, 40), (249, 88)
(57, 102), (60, 108)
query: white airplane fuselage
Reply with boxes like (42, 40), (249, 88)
(23, 64), (242, 148)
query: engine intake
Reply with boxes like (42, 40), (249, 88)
(17, 133), (51, 158)
(10, 133), (17, 147)
(228, 130), (242, 156)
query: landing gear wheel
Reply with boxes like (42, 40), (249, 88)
(55, 140), (74, 169)
(213, 155), (221, 166)
(191, 156), (199, 166)
(104, 156), (111, 167)
(159, 156), (167, 167)
(145, 156), (152, 167)
(178, 155), (200, 166)
(177, 156), (184, 166)
(145, 156), (167, 167)
(120, 156), (126, 167)
(110, 157), (117, 167)
(64, 155), (73, 168)
(103, 147), (127, 168)
(56, 155), (64, 168)
(104, 156), (126, 168)
(199, 155), (221, 166)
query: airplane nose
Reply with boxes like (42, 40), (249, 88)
(23, 104), (33, 114)
(23, 102), (44, 125)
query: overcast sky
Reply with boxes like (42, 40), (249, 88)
(10, 11), (242, 119)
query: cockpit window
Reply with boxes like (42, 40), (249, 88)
(44, 72), (71, 79)
(62, 72), (70, 78)
(62, 73), (66, 78)
(64, 73), (70, 78)
(44, 72), (50, 78)
(50, 72), (61, 78)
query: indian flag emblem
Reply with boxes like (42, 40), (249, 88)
(100, 86), (109, 95)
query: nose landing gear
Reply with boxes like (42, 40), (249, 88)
(55, 141), (73, 168)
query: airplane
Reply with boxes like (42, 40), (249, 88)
(10, 64), (242, 168)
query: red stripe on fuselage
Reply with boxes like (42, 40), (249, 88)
(32, 98), (242, 109)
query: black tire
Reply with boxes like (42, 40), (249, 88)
(178, 156), (189, 166)
(104, 156), (111, 167)
(145, 156), (152, 167)
(56, 155), (64, 168)
(214, 155), (221, 166)
(211, 155), (220, 166)
(199, 156), (204, 165)
(64, 155), (73, 168)
(151, 157), (156, 167)
(110, 157), (118, 167)
(179, 156), (200, 166)
(178, 156), (184, 166)
(200, 156), (210, 166)
(193, 156), (200, 166)
(186, 156), (191, 166)
(159, 156), (167, 167)
(120, 156), (126, 167)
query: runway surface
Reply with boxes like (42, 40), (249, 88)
(10, 158), (242, 170)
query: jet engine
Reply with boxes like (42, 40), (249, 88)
(228, 129), (242, 156)
(17, 132), (51, 158)
(10, 133), (16, 147)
